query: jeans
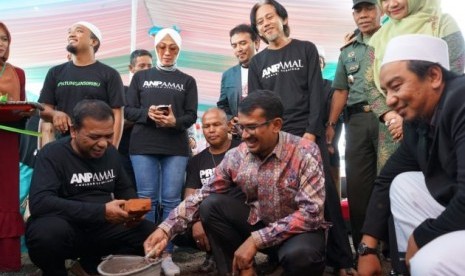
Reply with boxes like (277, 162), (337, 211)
(130, 154), (188, 223)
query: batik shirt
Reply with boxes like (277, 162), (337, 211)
(159, 131), (326, 249)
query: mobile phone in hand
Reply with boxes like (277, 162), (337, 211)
(157, 105), (170, 116)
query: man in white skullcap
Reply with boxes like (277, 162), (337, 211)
(358, 34), (465, 276)
(38, 21), (125, 148)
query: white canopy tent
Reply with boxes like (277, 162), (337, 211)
(2, 0), (463, 107)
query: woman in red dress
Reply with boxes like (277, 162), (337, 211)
(0, 21), (26, 272)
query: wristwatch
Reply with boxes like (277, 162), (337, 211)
(357, 242), (377, 256)
(325, 121), (336, 128)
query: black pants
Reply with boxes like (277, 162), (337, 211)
(345, 112), (378, 248)
(316, 137), (355, 269)
(25, 216), (156, 276)
(173, 186), (246, 251)
(199, 193), (326, 275)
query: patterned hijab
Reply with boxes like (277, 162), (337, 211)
(369, 0), (461, 92)
(0, 22), (20, 101)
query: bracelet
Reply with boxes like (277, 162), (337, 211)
(325, 121), (336, 128)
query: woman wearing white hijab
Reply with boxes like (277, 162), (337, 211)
(126, 28), (198, 275)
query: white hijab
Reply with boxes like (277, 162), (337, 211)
(154, 28), (182, 71)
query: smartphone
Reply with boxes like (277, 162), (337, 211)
(157, 105), (170, 115)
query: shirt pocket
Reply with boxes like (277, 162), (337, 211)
(344, 60), (360, 75)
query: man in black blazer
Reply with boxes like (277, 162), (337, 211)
(358, 34), (465, 276)
(217, 24), (259, 123)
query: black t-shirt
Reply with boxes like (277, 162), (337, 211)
(39, 61), (125, 116)
(125, 68), (198, 156)
(185, 139), (241, 190)
(29, 137), (135, 224)
(248, 39), (324, 137)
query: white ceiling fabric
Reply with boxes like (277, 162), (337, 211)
(1, 0), (462, 105)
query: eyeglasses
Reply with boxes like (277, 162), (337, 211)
(234, 119), (273, 135)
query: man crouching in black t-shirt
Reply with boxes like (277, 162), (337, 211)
(25, 100), (156, 276)
(173, 108), (242, 273)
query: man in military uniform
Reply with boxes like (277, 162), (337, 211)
(325, 0), (383, 251)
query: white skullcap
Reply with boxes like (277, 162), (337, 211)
(74, 21), (102, 42)
(154, 28), (182, 48)
(316, 45), (326, 59)
(382, 34), (449, 70)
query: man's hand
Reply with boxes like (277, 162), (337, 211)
(232, 236), (258, 274)
(325, 126), (336, 154)
(105, 200), (129, 224)
(192, 221), (210, 251)
(382, 110), (403, 142)
(357, 235), (381, 276)
(229, 116), (239, 136)
(405, 234), (419, 269)
(326, 125), (335, 145)
(357, 255), (382, 276)
(303, 132), (316, 142)
(52, 110), (73, 133)
(344, 31), (357, 45)
(19, 108), (38, 118)
(144, 228), (170, 259)
(188, 136), (197, 150)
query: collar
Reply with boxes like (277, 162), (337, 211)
(429, 105), (439, 129)
(429, 80), (449, 129)
(356, 31), (372, 45)
(272, 132), (285, 161)
(156, 62), (177, 72)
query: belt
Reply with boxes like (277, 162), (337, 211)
(347, 102), (371, 116)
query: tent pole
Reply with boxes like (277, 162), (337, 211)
(130, 0), (138, 79)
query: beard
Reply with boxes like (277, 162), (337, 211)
(66, 44), (77, 55)
(263, 32), (279, 43)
